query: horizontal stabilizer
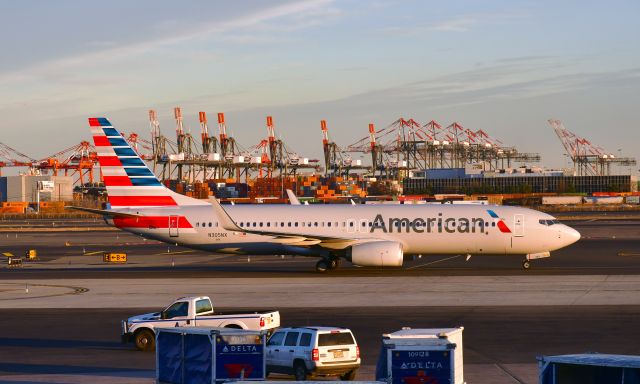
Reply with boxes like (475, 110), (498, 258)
(66, 206), (141, 218)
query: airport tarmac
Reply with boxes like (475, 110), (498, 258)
(0, 217), (639, 383)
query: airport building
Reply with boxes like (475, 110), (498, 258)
(403, 169), (637, 195)
(0, 175), (74, 202)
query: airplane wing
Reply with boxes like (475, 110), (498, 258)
(286, 189), (301, 205)
(209, 197), (371, 249)
(66, 206), (141, 218)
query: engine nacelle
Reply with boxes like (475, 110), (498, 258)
(347, 241), (403, 267)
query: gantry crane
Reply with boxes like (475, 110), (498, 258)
(549, 119), (635, 176)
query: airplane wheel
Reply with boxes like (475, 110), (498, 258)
(522, 260), (531, 270)
(315, 259), (329, 273)
(328, 258), (340, 270)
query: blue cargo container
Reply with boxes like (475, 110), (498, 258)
(376, 327), (464, 384)
(538, 354), (640, 384)
(156, 327), (266, 384)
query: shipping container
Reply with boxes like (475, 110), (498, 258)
(583, 196), (624, 204)
(542, 196), (583, 205)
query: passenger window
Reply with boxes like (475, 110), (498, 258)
(284, 332), (300, 346)
(164, 301), (189, 319)
(299, 333), (312, 347)
(314, 222), (318, 227)
(215, 222), (218, 227)
(208, 222), (212, 227)
(195, 299), (213, 315)
(302, 222), (306, 227)
(288, 222), (291, 227)
(240, 222), (243, 227)
(328, 222), (332, 227)
(281, 222), (285, 227)
(268, 332), (285, 346)
(196, 222), (199, 227)
(259, 222), (263, 227)
(295, 222), (299, 227)
(267, 222), (271, 227)
(253, 222), (257, 227)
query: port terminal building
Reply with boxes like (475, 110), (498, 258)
(403, 168), (637, 195)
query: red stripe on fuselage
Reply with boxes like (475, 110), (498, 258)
(108, 196), (177, 206)
(88, 118), (101, 127)
(98, 156), (122, 166)
(113, 216), (192, 229)
(497, 220), (511, 233)
(93, 136), (110, 146)
(103, 176), (132, 186)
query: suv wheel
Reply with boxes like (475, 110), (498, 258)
(293, 361), (307, 381)
(341, 369), (357, 381)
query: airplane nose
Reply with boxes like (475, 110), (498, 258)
(562, 225), (581, 246)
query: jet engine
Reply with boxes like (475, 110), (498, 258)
(347, 241), (403, 267)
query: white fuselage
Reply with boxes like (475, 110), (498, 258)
(109, 203), (580, 257)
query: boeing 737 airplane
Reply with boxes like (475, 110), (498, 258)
(74, 117), (581, 272)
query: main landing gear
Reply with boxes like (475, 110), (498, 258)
(522, 260), (531, 270)
(315, 257), (341, 273)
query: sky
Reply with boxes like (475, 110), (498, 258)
(0, 0), (639, 173)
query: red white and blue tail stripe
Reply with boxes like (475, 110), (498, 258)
(90, 117), (207, 208)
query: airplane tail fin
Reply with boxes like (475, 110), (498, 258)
(90, 117), (207, 208)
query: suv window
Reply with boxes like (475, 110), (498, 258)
(195, 299), (213, 315)
(318, 332), (355, 346)
(164, 301), (189, 319)
(268, 332), (285, 346)
(284, 332), (300, 346)
(299, 333), (312, 347)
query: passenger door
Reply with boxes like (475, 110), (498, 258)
(283, 331), (300, 369)
(169, 215), (179, 237)
(162, 301), (191, 327)
(513, 214), (524, 237)
(266, 331), (286, 370)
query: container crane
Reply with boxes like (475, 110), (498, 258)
(549, 119), (635, 176)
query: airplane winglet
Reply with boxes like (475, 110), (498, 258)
(208, 197), (243, 232)
(286, 189), (301, 205)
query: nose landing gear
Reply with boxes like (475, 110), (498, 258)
(522, 251), (550, 271)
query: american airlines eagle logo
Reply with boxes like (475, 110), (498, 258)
(487, 209), (511, 233)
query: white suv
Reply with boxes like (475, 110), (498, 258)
(266, 326), (361, 381)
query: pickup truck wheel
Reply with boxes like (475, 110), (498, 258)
(340, 369), (357, 381)
(293, 361), (307, 381)
(134, 329), (155, 352)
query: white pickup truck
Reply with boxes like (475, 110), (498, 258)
(121, 296), (280, 351)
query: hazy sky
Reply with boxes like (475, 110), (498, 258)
(1, 0), (639, 172)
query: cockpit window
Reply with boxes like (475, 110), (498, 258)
(539, 219), (561, 226)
